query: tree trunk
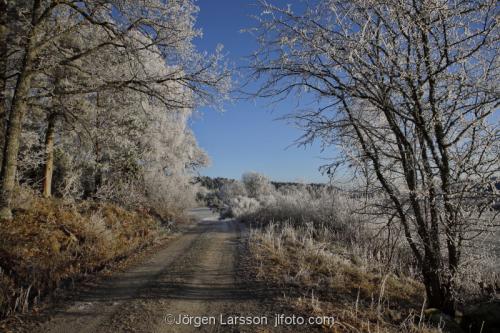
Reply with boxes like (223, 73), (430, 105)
(0, 57), (33, 219)
(0, 0), (40, 220)
(0, 0), (8, 166)
(94, 140), (102, 197)
(422, 254), (456, 315)
(42, 113), (56, 198)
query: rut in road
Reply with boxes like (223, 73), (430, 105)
(26, 216), (271, 333)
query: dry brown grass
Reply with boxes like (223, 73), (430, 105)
(249, 223), (442, 333)
(0, 187), (168, 318)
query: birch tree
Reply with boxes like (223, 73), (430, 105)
(251, 0), (499, 313)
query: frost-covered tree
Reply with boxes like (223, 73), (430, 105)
(17, 21), (210, 215)
(0, 0), (230, 219)
(251, 0), (499, 313)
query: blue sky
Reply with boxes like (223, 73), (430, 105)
(190, 0), (332, 183)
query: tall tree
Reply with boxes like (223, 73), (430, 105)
(251, 0), (499, 313)
(0, 0), (7, 153)
(0, 0), (43, 220)
(0, 0), (230, 218)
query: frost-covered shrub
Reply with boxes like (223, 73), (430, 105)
(221, 195), (261, 219)
(144, 171), (201, 221)
(219, 173), (277, 218)
(241, 184), (364, 233)
(242, 172), (275, 199)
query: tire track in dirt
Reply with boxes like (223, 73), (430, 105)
(17, 211), (276, 333)
(32, 221), (210, 333)
(14, 209), (318, 333)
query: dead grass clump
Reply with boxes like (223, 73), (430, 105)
(248, 223), (438, 332)
(0, 194), (164, 318)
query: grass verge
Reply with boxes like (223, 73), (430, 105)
(0, 190), (170, 320)
(247, 222), (440, 332)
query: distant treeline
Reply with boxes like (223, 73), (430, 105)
(194, 176), (327, 191)
(195, 175), (500, 210)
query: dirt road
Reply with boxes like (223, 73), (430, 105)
(18, 209), (285, 333)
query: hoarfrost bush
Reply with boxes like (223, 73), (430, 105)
(242, 172), (275, 199)
(238, 181), (420, 277)
(220, 173), (276, 218)
(220, 195), (260, 219)
(222, 195), (261, 218)
(144, 171), (200, 221)
(241, 184), (366, 235)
